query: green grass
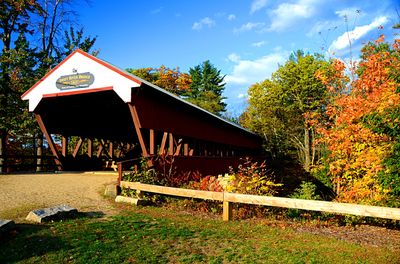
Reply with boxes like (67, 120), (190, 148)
(0, 203), (47, 220)
(0, 206), (398, 264)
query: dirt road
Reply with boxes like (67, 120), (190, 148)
(0, 172), (118, 220)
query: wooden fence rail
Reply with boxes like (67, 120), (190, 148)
(120, 181), (224, 201)
(0, 155), (56, 173)
(119, 181), (400, 221)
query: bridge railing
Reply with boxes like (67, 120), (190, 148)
(0, 155), (56, 173)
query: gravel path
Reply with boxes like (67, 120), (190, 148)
(0, 172), (118, 220)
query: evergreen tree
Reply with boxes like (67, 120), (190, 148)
(186, 60), (227, 115)
(0, 0), (41, 172)
(63, 27), (98, 56)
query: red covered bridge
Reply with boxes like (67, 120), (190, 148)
(22, 49), (262, 176)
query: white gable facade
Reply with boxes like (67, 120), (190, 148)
(21, 50), (141, 111)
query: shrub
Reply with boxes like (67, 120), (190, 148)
(287, 181), (321, 219)
(120, 187), (137, 198)
(176, 176), (223, 214)
(162, 169), (202, 188)
(310, 163), (333, 190)
(121, 156), (200, 188)
(122, 158), (159, 185)
(222, 158), (282, 219)
(290, 181), (321, 200)
(220, 158), (282, 196)
(187, 175), (223, 192)
(121, 158), (162, 202)
(181, 158), (282, 219)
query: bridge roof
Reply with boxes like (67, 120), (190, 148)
(22, 49), (261, 149)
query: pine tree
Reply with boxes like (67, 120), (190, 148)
(186, 60), (227, 115)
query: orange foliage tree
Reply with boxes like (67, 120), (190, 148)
(154, 66), (192, 95)
(315, 36), (400, 204)
(126, 66), (192, 96)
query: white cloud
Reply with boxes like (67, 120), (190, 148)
(228, 14), (236, 21)
(269, 0), (318, 32)
(228, 53), (241, 63)
(329, 16), (388, 51)
(237, 93), (247, 99)
(225, 51), (288, 86)
(192, 17), (216, 30)
(234, 22), (265, 33)
(250, 0), (268, 14)
(224, 51), (288, 113)
(252, 41), (266, 47)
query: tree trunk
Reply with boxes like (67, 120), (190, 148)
(336, 176), (341, 196)
(311, 128), (316, 166)
(0, 129), (6, 173)
(36, 133), (43, 172)
(304, 127), (311, 172)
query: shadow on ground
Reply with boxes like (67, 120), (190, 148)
(0, 223), (67, 263)
(0, 211), (105, 263)
(74, 211), (105, 219)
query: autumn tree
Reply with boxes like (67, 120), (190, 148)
(315, 36), (400, 204)
(240, 79), (290, 159)
(127, 67), (158, 84)
(127, 61), (227, 116)
(126, 66), (191, 96)
(242, 51), (333, 171)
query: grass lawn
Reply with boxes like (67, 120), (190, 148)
(0, 206), (399, 264)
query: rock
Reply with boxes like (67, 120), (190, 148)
(104, 184), (117, 197)
(0, 219), (15, 233)
(26, 205), (78, 223)
(115, 195), (148, 206)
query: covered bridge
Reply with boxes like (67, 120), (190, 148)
(21, 49), (262, 175)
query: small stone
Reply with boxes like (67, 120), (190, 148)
(115, 195), (148, 206)
(0, 219), (15, 233)
(26, 205), (78, 223)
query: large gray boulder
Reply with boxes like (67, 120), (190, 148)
(26, 205), (78, 223)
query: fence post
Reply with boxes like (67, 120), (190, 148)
(136, 190), (144, 199)
(223, 192), (232, 221)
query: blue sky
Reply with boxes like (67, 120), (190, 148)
(77, 0), (399, 115)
